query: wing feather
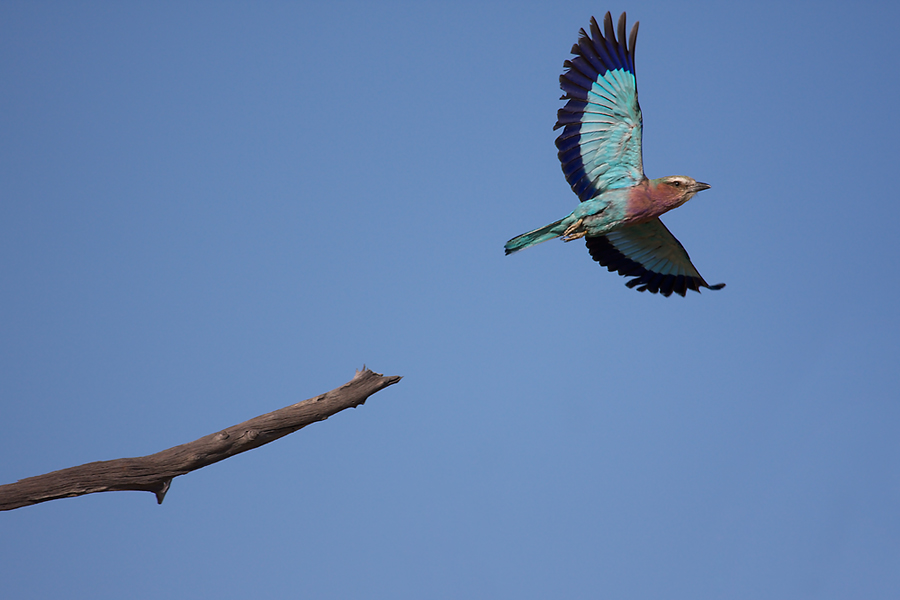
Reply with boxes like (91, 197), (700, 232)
(584, 219), (725, 296)
(555, 12), (644, 200)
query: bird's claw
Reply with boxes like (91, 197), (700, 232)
(562, 218), (586, 242)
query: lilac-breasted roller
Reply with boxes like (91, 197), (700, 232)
(505, 12), (724, 297)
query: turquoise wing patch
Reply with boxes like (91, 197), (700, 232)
(555, 12), (644, 200)
(585, 219), (725, 296)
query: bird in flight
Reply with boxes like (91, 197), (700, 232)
(505, 12), (724, 297)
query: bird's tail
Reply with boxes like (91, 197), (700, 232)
(504, 218), (566, 255)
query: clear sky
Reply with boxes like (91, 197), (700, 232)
(2, 1), (898, 598)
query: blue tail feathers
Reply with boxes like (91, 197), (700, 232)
(504, 218), (566, 255)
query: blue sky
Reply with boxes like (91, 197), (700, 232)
(2, 1), (898, 598)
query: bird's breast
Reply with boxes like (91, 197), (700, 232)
(624, 187), (678, 223)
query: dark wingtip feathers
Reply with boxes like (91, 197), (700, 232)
(629, 20), (639, 62)
(603, 12), (616, 44)
(561, 13), (638, 87)
(585, 235), (724, 297)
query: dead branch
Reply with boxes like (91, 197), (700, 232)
(0, 368), (401, 511)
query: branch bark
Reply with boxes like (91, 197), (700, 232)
(0, 368), (401, 511)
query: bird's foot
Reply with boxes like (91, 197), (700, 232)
(562, 219), (586, 242)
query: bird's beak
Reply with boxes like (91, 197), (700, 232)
(694, 181), (711, 192)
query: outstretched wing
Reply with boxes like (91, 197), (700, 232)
(585, 219), (725, 296)
(555, 12), (644, 201)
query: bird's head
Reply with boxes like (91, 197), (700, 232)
(655, 176), (711, 207)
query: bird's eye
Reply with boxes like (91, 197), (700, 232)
(672, 180), (681, 187)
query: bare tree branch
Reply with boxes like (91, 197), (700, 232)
(0, 368), (401, 511)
